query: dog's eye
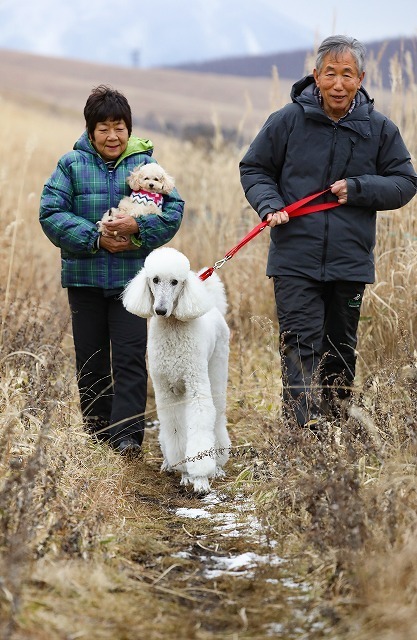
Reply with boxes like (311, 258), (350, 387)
(171, 279), (178, 286)
(153, 277), (160, 284)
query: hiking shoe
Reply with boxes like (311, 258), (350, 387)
(116, 438), (142, 458)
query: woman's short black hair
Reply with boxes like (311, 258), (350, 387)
(84, 85), (132, 137)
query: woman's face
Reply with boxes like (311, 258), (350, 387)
(89, 119), (129, 161)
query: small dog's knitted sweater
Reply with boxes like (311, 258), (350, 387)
(131, 189), (163, 212)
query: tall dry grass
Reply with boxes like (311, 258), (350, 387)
(0, 55), (416, 638)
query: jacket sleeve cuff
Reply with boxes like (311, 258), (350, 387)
(90, 233), (101, 254)
(348, 177), (361, 194)
(131, 233), (142, 248)
(259, 200), (286, 217)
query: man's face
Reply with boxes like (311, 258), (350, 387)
(313, 51), (365, 121)
(89, 119), (129, 161)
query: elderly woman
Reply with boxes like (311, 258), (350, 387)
(40, 85), (184, 456)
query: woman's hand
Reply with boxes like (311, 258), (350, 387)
(99, 234), (137, 253)
(102, 212), (139, 239)
(98, 212), (139, 252)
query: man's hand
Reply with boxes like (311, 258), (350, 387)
(266, 210), (289, 227)
(330, 179), (348, 204)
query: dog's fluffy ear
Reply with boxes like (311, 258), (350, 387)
(122, 269), (153, 318)
(162, 172), (175, 194)
(126, 165), (144, 190)
(174, 272), (213, 320)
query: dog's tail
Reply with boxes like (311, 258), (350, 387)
(198, 270), (228, 316)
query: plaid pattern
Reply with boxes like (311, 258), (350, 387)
(39, 132), (185, 289)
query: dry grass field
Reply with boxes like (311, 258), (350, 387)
(0, 49), (417, 639)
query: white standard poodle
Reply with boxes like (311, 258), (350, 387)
(122, 247), (231, 494)
(97, 163), (175, 234)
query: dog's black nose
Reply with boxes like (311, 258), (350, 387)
(155, 308), (167, 316)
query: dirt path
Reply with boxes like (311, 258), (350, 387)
(6, 421), (332, 639)
(99, 424), (328, 640)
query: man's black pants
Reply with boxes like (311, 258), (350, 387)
(273, 277), (365, 426)
(68, 287), (148, 446)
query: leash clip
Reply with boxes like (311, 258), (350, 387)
(213, 256), (231, 270)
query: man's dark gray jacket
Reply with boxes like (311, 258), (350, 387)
(240, 75), (417, 282)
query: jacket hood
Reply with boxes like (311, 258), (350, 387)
(73, 131), (154, 163)
(290, 74), (373, 108)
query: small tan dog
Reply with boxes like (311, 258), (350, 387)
(97, 163), (175, 235)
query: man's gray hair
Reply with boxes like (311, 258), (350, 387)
(315, 35), (366, 75)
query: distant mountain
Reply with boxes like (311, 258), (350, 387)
(0, 48), (296, 141)
(174, 37), (417, 90)
(0, 0), (314, 69)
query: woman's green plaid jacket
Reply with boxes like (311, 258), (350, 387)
(39, 131), (185, 289)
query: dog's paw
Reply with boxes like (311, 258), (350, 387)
(97, 209), (116, 235)
(180, 473), (192, 486)
(105, 208), (117, 221)
(192, 476), (211, 494)
(161, 460), (173, 473)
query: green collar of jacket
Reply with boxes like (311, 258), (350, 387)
(115, 135), (154, 167)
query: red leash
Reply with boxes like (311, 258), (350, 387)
(199, 188), (340, 280)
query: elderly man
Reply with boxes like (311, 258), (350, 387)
(240, 35), (417, 430)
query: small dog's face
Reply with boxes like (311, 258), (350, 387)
(127, 164), (175, 194)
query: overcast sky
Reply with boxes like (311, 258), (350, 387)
(276, 0), (417, 42)
(0, 0), (415, 67)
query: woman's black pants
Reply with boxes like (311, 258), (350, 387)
(273, 276), (365, 426)
(68, 287), (148, 446)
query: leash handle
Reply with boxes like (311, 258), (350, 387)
(199, 187), (339, 280)
(225, 187), (339, 258)
(284, 187), (339, 217)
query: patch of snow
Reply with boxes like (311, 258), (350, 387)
(203, 551), (284, 579)
(172, 551), (191, 559)
(281, 578), (310, 592)
(201, 491), (223, 506)
(175, 508), (210, 519)
(265, 623), (285, 636)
